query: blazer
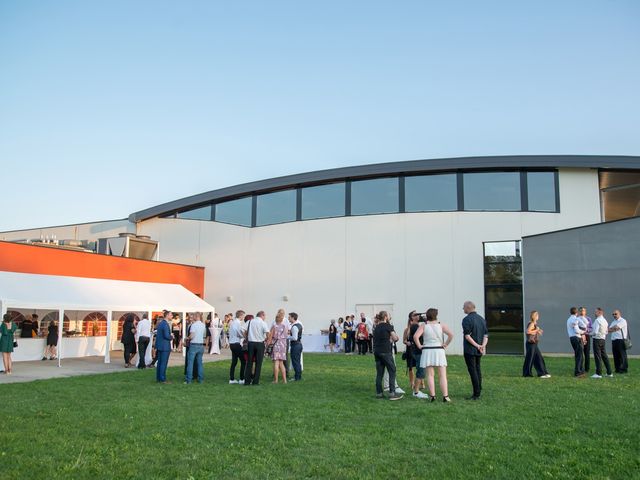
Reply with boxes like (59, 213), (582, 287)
(155, 319), (173, 352)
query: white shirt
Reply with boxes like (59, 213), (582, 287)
(228, 318), (245, 344)
(610, 318), (628, 341)
(567, 315), (584, 338)
(365, 318), (373, 335)
(592, 316), (609, 340)
(137, 318), (151, 338)
(577, 316), (591, 335)
(188, 320), (206, 344)
(290, 321), (304, 341)
(247, 317), (269, 342)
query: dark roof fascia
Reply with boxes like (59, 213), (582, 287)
(129, 155), (640, 223)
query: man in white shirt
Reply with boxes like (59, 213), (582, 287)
(228, 310), (247, 384)
(591, 308), (613, 378)
(185, 312), (206, 384)
(567, 307), (586, 377)
(244, 310), (270, 385)
(608, 310), (629, 374)
(136, 313), (152, 369)
(577, 307), (592, 373)
(289, 312), (304, 381)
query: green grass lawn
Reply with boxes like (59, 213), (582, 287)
(1, 354), (638, 479)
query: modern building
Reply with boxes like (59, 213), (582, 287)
(2, 155), (639, 355)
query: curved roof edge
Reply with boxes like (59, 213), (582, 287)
(130, 155), (640, 223)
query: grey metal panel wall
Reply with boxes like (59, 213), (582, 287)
(522, 217), (640, 355)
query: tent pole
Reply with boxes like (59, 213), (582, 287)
(58, 309), (64, 368)
(105, 311), (112, 364)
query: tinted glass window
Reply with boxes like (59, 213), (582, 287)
(256, 189), (296, 226)
(527, 172), (557, 212)
(351, 178), (399, 215)
(484, 241), (523, 355)
(600, 170), (640, 221)
(405, 174), (458, 212)
(215, 197), (252, 227)
(301, 183), (345, 220)
(464, 172), (521, 211)
(177, 205), (211, 220)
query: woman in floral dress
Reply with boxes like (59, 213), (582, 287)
(268, 311), (289, 384)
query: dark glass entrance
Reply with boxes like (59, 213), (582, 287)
(483, 241), (523, 354)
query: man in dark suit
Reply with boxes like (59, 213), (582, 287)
(156, 310), (173, 383)
(461, 301), (489, 400)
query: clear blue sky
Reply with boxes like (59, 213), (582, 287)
(1, 0), (639, 231)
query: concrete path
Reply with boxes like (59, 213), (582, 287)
(0, 349), (232, 385)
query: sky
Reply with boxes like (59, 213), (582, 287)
(1, 0), (639, 231)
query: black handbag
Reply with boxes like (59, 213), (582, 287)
(13, 340), (18, 348)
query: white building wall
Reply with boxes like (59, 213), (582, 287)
(137, 168), (601, 354)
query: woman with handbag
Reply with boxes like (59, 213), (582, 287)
(268, 311), (288, 384)
(522, 311), (551, 378)
(1, 313), (18, 375)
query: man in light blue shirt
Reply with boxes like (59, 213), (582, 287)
(185, 313), (206, 384)
(567, 307), (586, 377)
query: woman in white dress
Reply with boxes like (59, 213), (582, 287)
(209, 313), (222, 355)
(414, 308), (453, 403)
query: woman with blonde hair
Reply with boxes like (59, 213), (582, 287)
(267, 309), (288, 383)
(414, 308), (453, 402)
(522, 311), (551, 378)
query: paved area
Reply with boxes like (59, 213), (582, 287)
(0, 349), (232, 385)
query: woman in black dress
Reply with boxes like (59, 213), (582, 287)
(328, 320), (337, 352)
(42, 319), (59, 360)
(121, 314), (137, 367)
(522, 311), (550, 378)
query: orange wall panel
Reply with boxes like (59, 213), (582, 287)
(0, 241), (205, 297)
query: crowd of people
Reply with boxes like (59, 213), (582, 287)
(565, 306), (630, 378)
(117, 308), (305, 385)
(0, 303), (632, 394)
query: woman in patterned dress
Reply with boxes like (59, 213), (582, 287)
(268, 311), (289, 384)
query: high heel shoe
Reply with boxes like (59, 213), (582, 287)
(429, 395), (436, 402)
(443, 396), (451, 403)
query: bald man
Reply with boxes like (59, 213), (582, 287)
(462, 301), (489, 400)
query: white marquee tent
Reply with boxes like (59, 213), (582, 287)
(0, 271), (215, 365)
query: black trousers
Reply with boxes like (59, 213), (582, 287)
(357, 339), (368, 355)
(349, 332), (356, 353)
(612, 339), (628, 373)
(123, 342), (136, 365)
(522, 342), (548, 377)
(290, 342), (303, 380)
(374, 352), (396, 395)
(570, 336), (584, 376)
(245, 342), (265, 385)
(582, 335), (591, 372)
(137, 337), (150, 368)
(592, 338), (612, 376)
(464, 354), (482, 397)
(229, 343), (246, 381)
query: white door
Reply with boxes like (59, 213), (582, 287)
(355, 304), (395, 323)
